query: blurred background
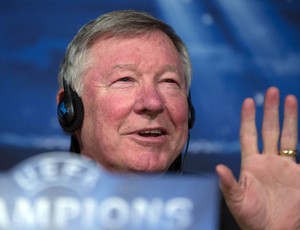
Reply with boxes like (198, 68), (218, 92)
(1, 0), (300, 175)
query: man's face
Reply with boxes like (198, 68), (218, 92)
(78, 31), (189, 172)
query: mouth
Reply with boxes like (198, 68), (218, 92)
(138, 129), (166, 137)
(126, 127), (168, 146)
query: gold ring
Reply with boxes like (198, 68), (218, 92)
(279, 149), (297, 157)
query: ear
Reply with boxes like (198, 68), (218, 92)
(56, 88), (64, 105)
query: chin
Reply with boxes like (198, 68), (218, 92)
(128, 159), (170, 173)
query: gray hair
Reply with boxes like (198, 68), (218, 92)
(58, 10), (192, 95)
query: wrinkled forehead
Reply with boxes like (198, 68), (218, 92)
(86, 30), (180, 55)
(86, 31), (183, 72)
(87, 32), (183, 77)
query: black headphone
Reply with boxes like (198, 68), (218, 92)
(187, 91), (195, 129)
(57, 79), (195, 132)
(57, 78), (84, 133)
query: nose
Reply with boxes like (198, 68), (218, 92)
(133, 85), (164, 116)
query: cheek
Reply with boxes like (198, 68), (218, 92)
(168, 97), (189, 128)
(168, 97), (189, 154)
(84, 94), (133, 133)
(80, 95), (130, 158)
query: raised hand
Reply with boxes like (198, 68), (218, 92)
(216, 87), (300, 229)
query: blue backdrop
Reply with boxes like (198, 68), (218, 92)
(1, 0), (300, 173)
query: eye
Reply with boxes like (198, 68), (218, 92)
(162, 78), (180, 88)
(114, 76), (135, 83)
(111, 76), (135, 88)
(164, 79), (177, 83)
(117, 77), (131, 82)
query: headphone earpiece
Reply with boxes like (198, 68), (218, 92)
(57, 79), (84, 133)
(188, 92), (195, 129)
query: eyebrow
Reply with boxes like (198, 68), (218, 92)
(111, 64), (182, 75)
(111, 64), (137, 71)
(159, 65), (181, 75)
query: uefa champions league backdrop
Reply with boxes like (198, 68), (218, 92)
(1, 0), (300, 172)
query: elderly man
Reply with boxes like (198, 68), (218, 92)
(57, 10), (300, 229)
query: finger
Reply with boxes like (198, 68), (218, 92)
(240, 98), (259, 159)
(216, 164), (243, 206)
(262, 87), (280, 154)
(280, 95), (298, 160)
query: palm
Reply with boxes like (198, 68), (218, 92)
(233, 154), (300, 229)
(217, 87), (299, 229)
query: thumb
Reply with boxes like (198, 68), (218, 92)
(216, 164), (242, 202)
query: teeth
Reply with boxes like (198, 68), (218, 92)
(141, 130), (162, 134)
